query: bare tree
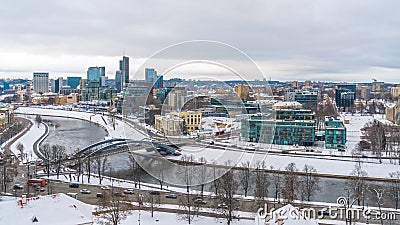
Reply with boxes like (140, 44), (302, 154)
(35, 115), (42, 128)
(144, 193), (161, 217)
(349, 162), (368, 206)
(299, 164), (320, 202)
(128, 154), (143, 189)
(96, 191), (132, 225)
(362, 121), (386, 163)
(16, 143), (25, 163)
(211, 161), (223, 196)
(389, 171), (400, 209)
(94, 156), (108, 185)
(238, 161), (251, 197)
(196, 157), (207, 196)
(270, 166), (282, 205)
(215, 168), (238, 225)
(177, 155), (196, 224)
(254, 161), (269, 207)
(281, 162), (299, 203)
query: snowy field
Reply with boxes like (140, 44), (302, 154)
(8, 116), (47, 162)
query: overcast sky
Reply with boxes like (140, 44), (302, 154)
(0, 0), (399, 82)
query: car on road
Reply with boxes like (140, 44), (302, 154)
(80, 189), (91, 194)
(150, 191), (160, 195)
(194, 199), (207, 205)
(34, 185), (45, 192)
(13, 184), (23, 190)
(217, 203), (228, 209)
(100, 186), (110, 190)
(114, 192), (125, 197)
(192, 196), (204, 201)
(96, 193), (104, 198)
(165, 193), (177, 199)
(123, 189), (134, 194)
(69, 183), (79, 188)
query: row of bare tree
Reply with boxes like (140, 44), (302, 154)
(361, 120), (400, 164)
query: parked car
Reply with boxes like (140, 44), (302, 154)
(165, 193), (177, 199)
(96, 193), (104, 198)
(80, 189), (91, 194)
(194, 199), (207, 205)
(69, 183), (79, 188)
(192, 196), (203, 201)
(150, 191), (160, 195)
(123, 189), (134, 194)
(13, 184), (23, 190)
(100, 186), (110, 190)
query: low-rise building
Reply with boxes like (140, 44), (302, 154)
(0, 105), (14, 131)
(324, 116), (347, 150)
(154, 114), (184, 136)
(179, 110), (202, 132)
(284, 89), (318, 106)
(241, 108), (316, 146)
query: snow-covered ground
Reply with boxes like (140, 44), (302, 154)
(8, 116), (47, 162)
(100, 209), (254, 225)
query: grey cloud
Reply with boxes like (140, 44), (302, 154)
(0, 0), (400, 82)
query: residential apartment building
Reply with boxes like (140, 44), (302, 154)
(324, 116), (347, 150)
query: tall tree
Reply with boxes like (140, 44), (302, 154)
(299, 164), (320, 202)
(281, 162), (299, 203)
(96, 191), (131, 225)
(389, 171), (400, 209)
(254, 161), (269, 207)
(349, 162), (368, 206)
(238, 161), (251, 197)
(215, 168), (238, 225)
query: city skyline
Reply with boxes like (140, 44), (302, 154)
(0, 1), (400, 82)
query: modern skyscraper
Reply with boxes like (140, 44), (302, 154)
(3, 81), (9, 90)
(55, 77), (63, 93)
(33, 72), (49, 94)
(115, 70), (124, 92)
(87, 67), (105, 82)
(335, 84), (356, 109)
(67, 77), (82, 89)
(145, 68), (157, 83)
(119, 56), (129, 85)
(154, 75), (163, 88)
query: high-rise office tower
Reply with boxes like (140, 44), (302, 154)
(87, 67), (105, 82)
(3, 81), (9, 90)
(55, 77), (63, 93)
(33, 72), (49, 94)
(115, 70), (124, 92)
(67, 77), (82, 89)
(119, 56), (129, 85)
(145, 68), (157, 83)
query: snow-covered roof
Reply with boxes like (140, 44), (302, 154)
(0, 193), (93, 225)
(273, 101), (302, 107)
